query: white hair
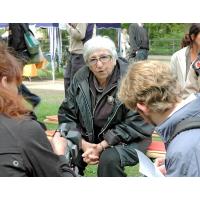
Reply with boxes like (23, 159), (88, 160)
(83, 36), (118, 63)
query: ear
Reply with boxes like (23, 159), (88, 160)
(136, 102), (149, 114)
(1, 76), (8, 88)
(191, 34), (195, 41)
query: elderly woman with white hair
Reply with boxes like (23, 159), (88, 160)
(58, 36), (154, 177)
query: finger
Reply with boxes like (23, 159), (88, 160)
(82, 149), (93, 157)
(88, 154), (99, 160)
(155, 157), (164, 166)
(88, 160), (99, 165)
(83, 157), (91, 164)
(53, 131), (61, 138)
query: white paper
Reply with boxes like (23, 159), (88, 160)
(135, 149), (165, 177)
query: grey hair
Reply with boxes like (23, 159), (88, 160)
(83, 36), (118, 63)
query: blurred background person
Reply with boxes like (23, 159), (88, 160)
(120, 28), (130, 58)
(8, 23), (41, 108)
(170, 23), (200, 88)
(64, 23), (94, 97)
(128, 23), (149, 62)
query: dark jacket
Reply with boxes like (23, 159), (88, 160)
(58, 58), (154, 153)
(156, 94), (200, 177)
(129, 23), (149, 54)
(8, 23), (28, 52)
(0, 115), (75, 177)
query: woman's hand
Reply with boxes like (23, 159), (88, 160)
(50, 132), (68, 156)
(81, 140), (109, 165)
(81, 139), (99, 164)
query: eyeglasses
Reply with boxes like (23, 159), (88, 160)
(88, 55), (112, 66)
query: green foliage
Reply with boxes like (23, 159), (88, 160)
(144, 23), (186, 40)
(144, 23), (187, 55)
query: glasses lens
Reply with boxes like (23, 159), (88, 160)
(100, 55), (111, 63)
(89, 59), (97, 65)
(88, 55), (111, 65)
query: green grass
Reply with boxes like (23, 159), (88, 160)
(31, 88), (141, 177)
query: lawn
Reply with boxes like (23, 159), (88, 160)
(31, 86), (141, 177)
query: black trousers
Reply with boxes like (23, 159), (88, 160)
(75, 138), (151, 177)
(75, 147), (134, 177)
(18, 84), (41, 108)
(64, 53), (85, 97)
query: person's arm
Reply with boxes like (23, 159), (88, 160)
(66, 23), (87, 40)
(8, 24), (22, 50)
(81, 139), (109, 165)
(129, 24), (140, 55)
(20, 120), (76, 177)
(165, 151), (192, 177)
(58, 78), (82, 135)
(103, 107), (154, 146)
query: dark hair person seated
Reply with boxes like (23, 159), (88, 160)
(0, 42), (75, 177)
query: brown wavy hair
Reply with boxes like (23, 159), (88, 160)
(0, 42), (30, 118)
(181, 23), (200, 48)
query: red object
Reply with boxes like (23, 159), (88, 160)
(196, 61), (200, 68)
(46, 130), (55, 137)
(147, 141), (166, 153)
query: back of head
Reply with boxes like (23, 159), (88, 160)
(0, 42), (29, 118)
(118, 61), (182, 113)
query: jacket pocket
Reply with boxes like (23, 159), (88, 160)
(0, 148), (26, 177)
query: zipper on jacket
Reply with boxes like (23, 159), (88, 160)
(98, 102), (122, 140)
(78, 85), (94, 141)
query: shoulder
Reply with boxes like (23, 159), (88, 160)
(167, 129), (200, 159)
(172, 47), (188, 58)
(73, 66), (90, 82)
(17, 118), (48, 145)
(117, 58), (128, 76)
(166, 129), (200, 176)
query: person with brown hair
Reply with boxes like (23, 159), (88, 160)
(0, 42), (75, 177)
(170, 23), (200, 88)
(118, 60), (200, 176)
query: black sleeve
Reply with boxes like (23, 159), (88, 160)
(8, 24), (22, 50)
(19, 119), (76, 177)
(129, 23), (140, 53)
(103, 107), (154, 146)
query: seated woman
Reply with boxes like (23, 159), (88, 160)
(0, 42), (75, 177)
(58, 36), (154, 177)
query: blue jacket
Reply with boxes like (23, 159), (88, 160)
(156, 94), (200, 177)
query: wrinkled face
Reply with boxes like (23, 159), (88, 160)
(87, 49), (116, 82)
(192, 32), (200, 48)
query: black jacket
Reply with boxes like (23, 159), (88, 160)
(8, 23), (28, 52)
(58, 58), (154, 149)
(129, 23), (149, 54)
(0, 115), (75, 177)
